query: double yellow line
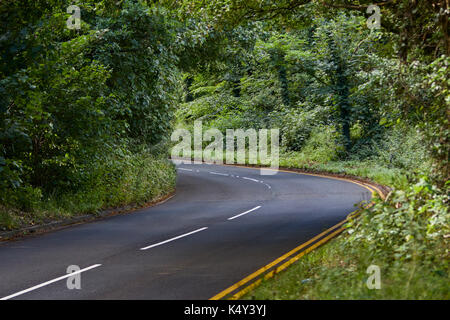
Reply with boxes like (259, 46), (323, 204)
(209, 166), (385, 300)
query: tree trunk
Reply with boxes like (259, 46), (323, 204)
(278, 65), (290, 106)
(184, 75), (194, 103)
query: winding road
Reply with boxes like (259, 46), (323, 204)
(0, 161), (373, 300)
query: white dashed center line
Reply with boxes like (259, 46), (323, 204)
(228, 206), (262, 221)
(0, 264), (102, 300)
(209, 171), (229, 176)
(140, 227), (208, 251)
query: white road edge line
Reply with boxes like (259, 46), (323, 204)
(177, 168), (193, 172)
(140, 227), (208, 251)
(0, 264), (102, 300)
(242, 177), (260, 183)
(228, 206), (262, 221)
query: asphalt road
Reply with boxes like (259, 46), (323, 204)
(0, 162), (371, 300)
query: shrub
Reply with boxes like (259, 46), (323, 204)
(347, 177), (449, 264)
(300, 125), (344, 162)
(374, 125), (432, 173)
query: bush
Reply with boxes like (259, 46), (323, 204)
(347, 177), (449, 263)
(0, 150), (176, 230)
(374, 125), (432, 173)
(271, 104), (326, 152)
(53, 150), (177, 214)
(300, 125), (344, 162)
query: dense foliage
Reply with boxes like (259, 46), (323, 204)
(0, 1), (187, 226)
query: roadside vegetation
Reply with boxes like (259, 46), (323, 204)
(168, 1), (449, 299)
(0, 1), (186, 230)
(1, 0), (448, 299)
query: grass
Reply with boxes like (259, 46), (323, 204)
(242, 235), (449, 300)
(0, 153), (176, 232)
(279, 152), (408, 188)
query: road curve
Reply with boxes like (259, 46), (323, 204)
(0, 162), (372, 300)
